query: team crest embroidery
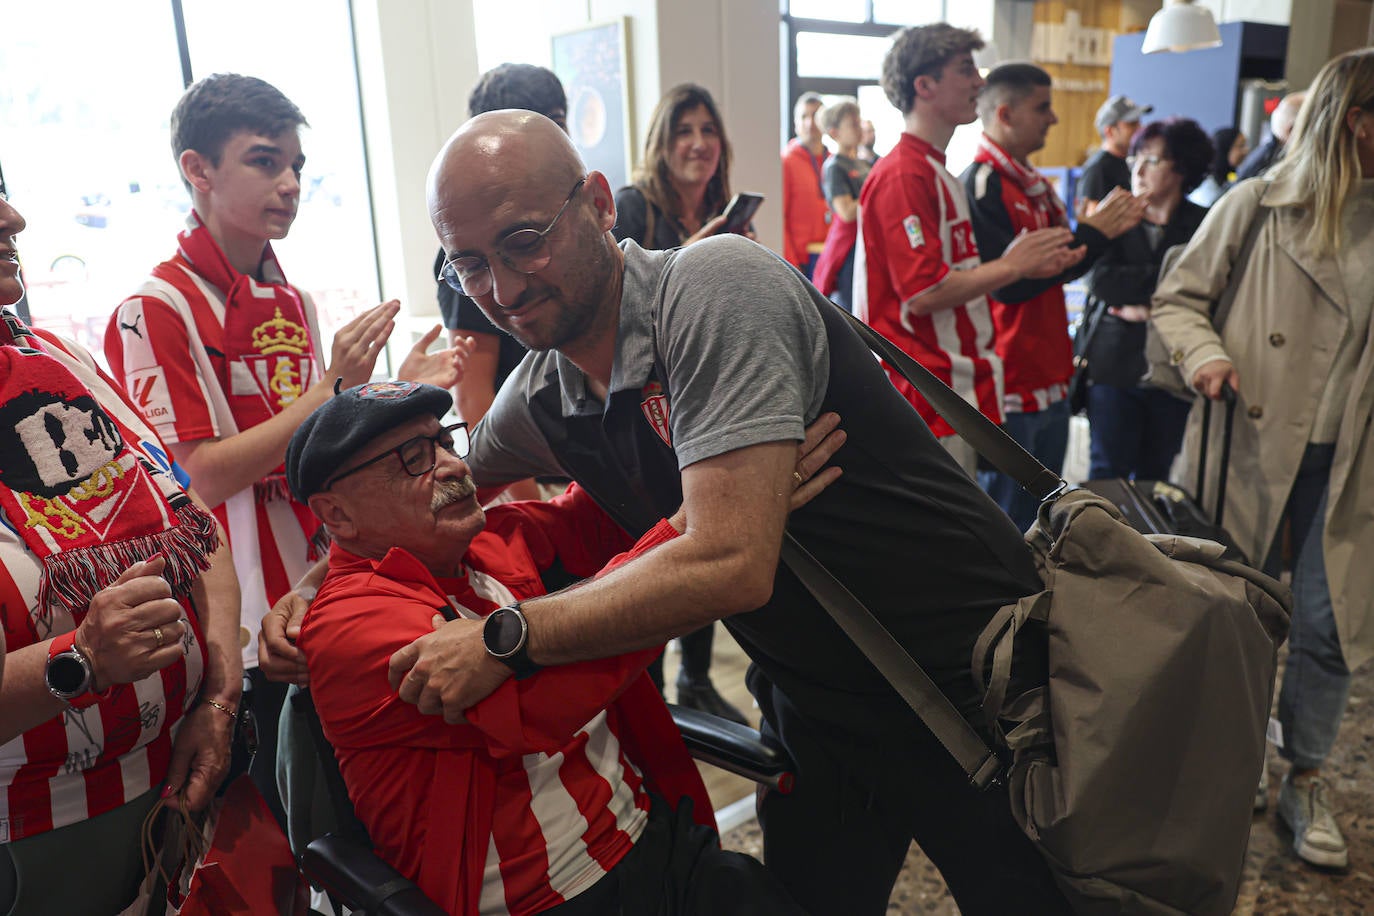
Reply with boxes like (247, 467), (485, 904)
(640, 381), (672, 447)
(902, 214), (924, 249)
(241, 307), (315, 410)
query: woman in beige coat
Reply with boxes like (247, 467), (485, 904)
(1152, 49), (1374, 871)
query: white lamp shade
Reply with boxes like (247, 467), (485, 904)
(1141, 0), (1223, 54)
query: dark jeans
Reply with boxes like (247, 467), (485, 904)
(1086, 383), (1192, 480)
(829, 246), (856, 314)
(246, 667), (289, 829)
(979, 400), (1070, 532)
(752, 679), (1069, 916)
(549, 794), (804, 915)
(648, 625), (717, 692)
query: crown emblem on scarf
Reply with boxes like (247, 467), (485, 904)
(251, 308), (309, 355)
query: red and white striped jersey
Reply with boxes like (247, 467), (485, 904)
(0, 332), (206, 842)
(854, 132), (1004, 434)
(105, 251), (322, 668)
(301, 491), (699, 915)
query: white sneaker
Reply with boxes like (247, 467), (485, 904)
(1276, 774), (1349, 869)
(1254, 764), (1269, 812)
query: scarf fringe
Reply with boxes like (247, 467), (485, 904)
(254, 475), (293, 504)
(38, 503), (221, 619)
(307, 524), (332, 563)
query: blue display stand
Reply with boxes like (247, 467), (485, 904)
(1108, 22), (1287, 135)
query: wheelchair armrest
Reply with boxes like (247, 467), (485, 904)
(669, 704), (795, 794)
(302, 834), (448, 916)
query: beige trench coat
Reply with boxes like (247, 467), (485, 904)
(1151, 175), (1374, 669)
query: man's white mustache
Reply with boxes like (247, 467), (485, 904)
(431, 475), (477, 511)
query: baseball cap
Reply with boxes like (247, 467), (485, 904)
(1095, 95), (1154, 133)
(286, 381), (453, 503)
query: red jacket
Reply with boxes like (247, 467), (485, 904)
(782, 138), (830, 267)
(300, 489), (712, 914)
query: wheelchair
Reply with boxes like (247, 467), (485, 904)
(280, 686), (795, 915)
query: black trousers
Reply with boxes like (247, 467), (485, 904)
(647, 624), (716, 693)
(753, 677), (1070, 916)
(549, 794), (804, 915)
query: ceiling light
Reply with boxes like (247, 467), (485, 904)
(1141, 0), (1222, 54)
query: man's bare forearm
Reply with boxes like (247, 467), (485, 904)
(525, 442), (794, 665)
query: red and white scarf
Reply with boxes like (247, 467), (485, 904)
(172, 212), (319, 490)
(169, 214), (325, 555)
(974, 135), (1069, 229)
(0, 310), (218, 615)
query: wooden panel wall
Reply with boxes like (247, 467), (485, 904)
(1029, 0), (1130, 169)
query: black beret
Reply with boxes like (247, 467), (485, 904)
(286, 381), (453, 502)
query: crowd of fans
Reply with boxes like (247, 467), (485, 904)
(0, 15), (1370, 915)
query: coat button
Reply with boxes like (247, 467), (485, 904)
(1269, 333), (1286, 347)
(1171, 349), (1184, 364)
(1248, 405), (1264, 419)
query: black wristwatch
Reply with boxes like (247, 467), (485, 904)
(45, 646), (94, 701)
(483, 604), (541, 680)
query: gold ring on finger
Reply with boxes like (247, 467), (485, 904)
(153, 626), (165, 649)
(792, 471), (804, 488)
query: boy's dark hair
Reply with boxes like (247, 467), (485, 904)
(170, 73), (307, 166)
(976, 62), (1052, 123)
(881, 23), (984, 116)
(468, 63), (567, 122)
(1131, 117), (1215, 194)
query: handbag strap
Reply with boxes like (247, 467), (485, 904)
(838, 307), (1065, 500)
(1208, 199), (1270, 336)
(780, 533), (1003, 788)
(1073, 293), (1108, 362)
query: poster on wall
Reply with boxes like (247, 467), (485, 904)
(551, 18), (634, 190)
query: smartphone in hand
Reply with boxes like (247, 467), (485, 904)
(719, 192), (765, 235)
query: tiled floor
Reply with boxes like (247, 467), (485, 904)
(692, 628), (1374, 914)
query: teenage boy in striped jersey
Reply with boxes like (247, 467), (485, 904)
(104, 73), (460, 821)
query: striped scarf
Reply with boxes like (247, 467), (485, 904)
(0, 310), (218, 615)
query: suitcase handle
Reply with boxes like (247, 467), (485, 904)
(1195, 382), (1237, 528)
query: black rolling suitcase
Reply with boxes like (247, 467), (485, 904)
(1081, 387), (1248, 563)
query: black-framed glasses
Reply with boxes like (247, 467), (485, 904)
(1127, 154), (1169, 171)
(324, 422), (470, 490)
(437, 177), (587, 298)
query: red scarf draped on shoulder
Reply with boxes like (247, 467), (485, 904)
(973, 135), (1069, 230)
(0, 310), (219, 615)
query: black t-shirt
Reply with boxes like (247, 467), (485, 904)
(612, 186), (691, 251)
(432, 249), (527, 391)
(1076, 149), (1131, 204)
(821, 153), (869, 206)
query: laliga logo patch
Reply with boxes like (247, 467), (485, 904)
(902, 214), (924, 249)
(640, 381), (672, 447)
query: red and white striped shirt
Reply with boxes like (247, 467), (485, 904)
(854, 132), (1004, 435)
(105, 251), (322, 668)
(301, 491), (707, 915)
(0, 332), (205, 842)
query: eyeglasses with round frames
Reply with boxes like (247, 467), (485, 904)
(324, 422), (470, 491)
(437, 177), (587, 298)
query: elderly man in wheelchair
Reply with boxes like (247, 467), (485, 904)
(259, 382), (840, 915)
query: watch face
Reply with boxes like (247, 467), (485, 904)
(485, 607), (525, 658)
(47, 654), (89, 695)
